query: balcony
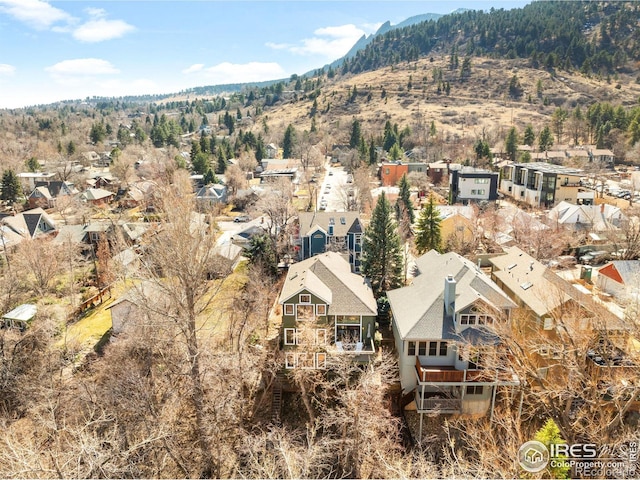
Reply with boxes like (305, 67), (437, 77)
(414, 391), (462, 413)
(586, 347), (639, 380)
(334, 338), (375, 357)
(415, 357), (519, 385)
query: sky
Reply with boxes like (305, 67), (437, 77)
(0, 0), (532, 109)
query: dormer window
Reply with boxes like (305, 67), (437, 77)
(299, 294), (311, 304)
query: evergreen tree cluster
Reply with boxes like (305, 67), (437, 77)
(340, 2), (639, 78)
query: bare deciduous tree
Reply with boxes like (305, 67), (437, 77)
(13, 238), (64, 296)
(253, 178), (296, 261)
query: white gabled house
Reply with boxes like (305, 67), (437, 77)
(387, 250), (521, 441)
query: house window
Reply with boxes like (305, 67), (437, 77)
(543, 317), (554, 330)
(354, 234), (362, 245)
(426, 341), (448, 356)
(460, 314), (474, 325)
(466, 385), (483, 395)
(316, 304), (327, 316)
(316, 352), (327, 369)
(418, 342), (427, 356)
(316, 329), (327, 345)
(385, 168), (390, 175)
(285, 352), (296, 369)
(470, 189), (486, 195)
(284, 328), (297, 345)
(408, 341), (416, 356)
(296, 304), (314, 320)
(298, 353), (314, 369)
(299, 294), (311, 304)
(284, 304), (294, 316)
(474, 178), (489, 184)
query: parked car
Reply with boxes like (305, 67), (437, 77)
(234, 215), (250, 223)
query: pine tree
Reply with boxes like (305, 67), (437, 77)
(414, 195), (442, 254)
(283, 124), (296, 159)
(539, 125), (554, 151)
(534, 419), (570, 479)
(361, 192), (404, 298)
(349, 118), (362, 149)
(505, 127), (519, 162)
(1, 169), (21, 204)
(396, 174), (415, 225)
(368, 138), (377, 165)
(203, 168), (217, 185)
(523, 124), (536, 146)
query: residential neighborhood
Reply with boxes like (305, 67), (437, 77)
(2, 1), (640, 478)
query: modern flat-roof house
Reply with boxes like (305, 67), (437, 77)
(278, 252), (378, 370)
(449, 166), (499, 204)
(387, 250), (520, 440)
(428, 161), (459, 185)
(295, 211), (364, 272)
(380, 161), (427, 186)
(499, 162), (592, 208)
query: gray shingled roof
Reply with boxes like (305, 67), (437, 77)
(489, 246), (571, 318)
(298, 211), (362, 238)
(490, 246), (624, 329)
(278, 252), (376, 316)
(389, 250), (515, 341)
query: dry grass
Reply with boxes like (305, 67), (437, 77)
(261, 55), (640, 148)
(59, 280), (130, 352)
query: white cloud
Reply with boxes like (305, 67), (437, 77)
(0, 0), (71, 29)
(184, 62), (286, 84)
(182, 64), (205, 74)
(0, 64), (16, 75)
(84, 7), (106, 18)
(73, 18), (135, 42)
(45, 58), (120, 77)
(267, 23), (368, 59)
(0, 1), (134, 42)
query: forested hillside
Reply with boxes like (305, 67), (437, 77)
(341, 2), (640, 77)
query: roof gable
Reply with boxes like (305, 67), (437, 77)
(278, 252), (376, 316)
(298, 211), (362, 238)
(390, 250), (515, 341)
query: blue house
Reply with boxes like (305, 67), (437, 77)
(296, 212), (364, 273)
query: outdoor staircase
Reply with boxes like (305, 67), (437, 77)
(271, 373), (284, 424)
